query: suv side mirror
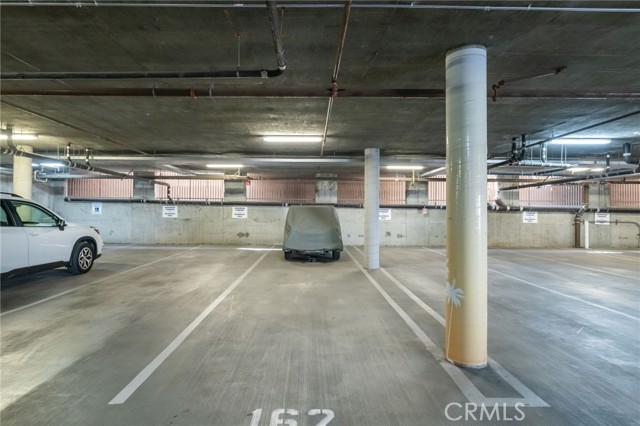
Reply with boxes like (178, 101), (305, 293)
(56, 218), (67, 230)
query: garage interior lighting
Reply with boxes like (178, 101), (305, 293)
(549, 138), (610, 145)
(206, 164), (244, 169)
(39, 162), (65, 168)
(263, 135), (323, 143)
(568, 167), (590, 173)
(386, 165), (424, 171)
(0, 134), (38, 140)
(590, 167), (605, 172)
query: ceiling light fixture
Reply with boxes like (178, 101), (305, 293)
(40, 162), (65, 168)
(549, 138), (611, 145)
(386, 165), (424, 171)
(262, 135), (323, 143)
(590, 167), (605, 172)
(206, 164), (244, 169)
(0, 134), (38, 141)
(568, 167), (590, 173)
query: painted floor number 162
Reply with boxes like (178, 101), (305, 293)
(249, 408), (335, 426)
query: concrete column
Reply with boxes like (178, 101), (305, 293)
(13, 145), (33, 199)
(364, 148), (380, 270)
(444, 46), (488, 368)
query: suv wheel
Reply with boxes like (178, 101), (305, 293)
(69, 241), (95, 274)
(332, 250), (341, 261)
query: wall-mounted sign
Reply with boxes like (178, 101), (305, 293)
(91, 202), (102, 215)
(232, 206), (248, 219)
(379, 208), (392, 221)
(522, 211), (538, 224)
(162, 205), (178, 218)
(595, 212), (610, 225)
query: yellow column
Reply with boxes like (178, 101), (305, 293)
(444, 46), (488, 368)
(13, 145), (33, 199)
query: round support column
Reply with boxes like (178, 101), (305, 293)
(444, 46), (488, 368)
(13, 145), (33, 199)
(364, 147), (380, 270)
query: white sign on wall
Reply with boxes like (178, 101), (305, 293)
(522, 211), (538, 224)
(595, 212), (610, 225)
(162, 205), (178, 218)
(379, 208), (392, 221)
(91, 202), (102, 215)
(232, 206), (248, 219)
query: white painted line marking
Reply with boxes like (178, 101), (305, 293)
(491, 268), (640, 322)
(498, 248), (638, 280)
(349, 246), (549, 407)
(1, 246), (201, 317)
(108, 250), (269, 405)
(423, 247), (639, 321)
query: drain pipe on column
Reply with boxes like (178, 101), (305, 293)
(574, 205), (587, 248)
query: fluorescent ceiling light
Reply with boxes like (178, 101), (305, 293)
(549, 138), (610, 145)
(193, 171), (225, 176)
(590, 167), (605, 172)
(40, 162), (65, 168)
(206, 164), (244, 169)
(386, 165), (424, 171)
(0, 134), (38, 140)
(263, 135), (323, 143)
(568, 167), (590, 173)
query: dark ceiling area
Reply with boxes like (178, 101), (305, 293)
(1, 1), (639, 181)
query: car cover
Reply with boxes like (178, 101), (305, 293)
(283, 205), (344, 252)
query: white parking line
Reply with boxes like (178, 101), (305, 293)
(498, 248), (638, 280)
(1, 246), (201, 317)
(423, 247), (639, 321)
(491, 269), (640, 321)
(347, 247), (549, 407)
(108, 250), (270, 405)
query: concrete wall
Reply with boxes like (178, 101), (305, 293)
(51, 200), (639, 249)
(3, 176), (638, 249)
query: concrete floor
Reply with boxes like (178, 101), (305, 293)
(1, 245), (638, 426)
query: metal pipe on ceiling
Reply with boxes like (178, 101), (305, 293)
(320, 0), (352, 158)
(488, 110), (640, 170)
(1, 1), (639, 13)
(499, 167), (640, 191)
(0, 0), (287, 81)
(3, 87), (638, 100)
(0, 145), (172, 192)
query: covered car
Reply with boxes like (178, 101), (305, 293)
(282, 205), (343, 261)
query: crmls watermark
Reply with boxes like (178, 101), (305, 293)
(445, 402), (526, 422)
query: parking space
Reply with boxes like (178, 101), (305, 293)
(1, 246), (638, 425)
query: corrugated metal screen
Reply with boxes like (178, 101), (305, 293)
(609, 182), (640, 207)
(337, 181), (363, 205)
(154, 172), (224, 201)
(337, 180), (406, 205)
(246, 180), (316, 203)
(427, 175), (447, 206)
(519, 178), (583, 206)
(426, 176), (582, 206)
(67, 178), (133, 198)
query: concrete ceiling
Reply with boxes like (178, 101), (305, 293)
(1, 1), (639, 180)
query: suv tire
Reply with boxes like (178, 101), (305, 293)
(68, 241), (95, 275)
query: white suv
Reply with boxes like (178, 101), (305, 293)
(1, 193), (103, 280)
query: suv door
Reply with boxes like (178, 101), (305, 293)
(0, 201), (29, 274)
(8, 200), (71, 267)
